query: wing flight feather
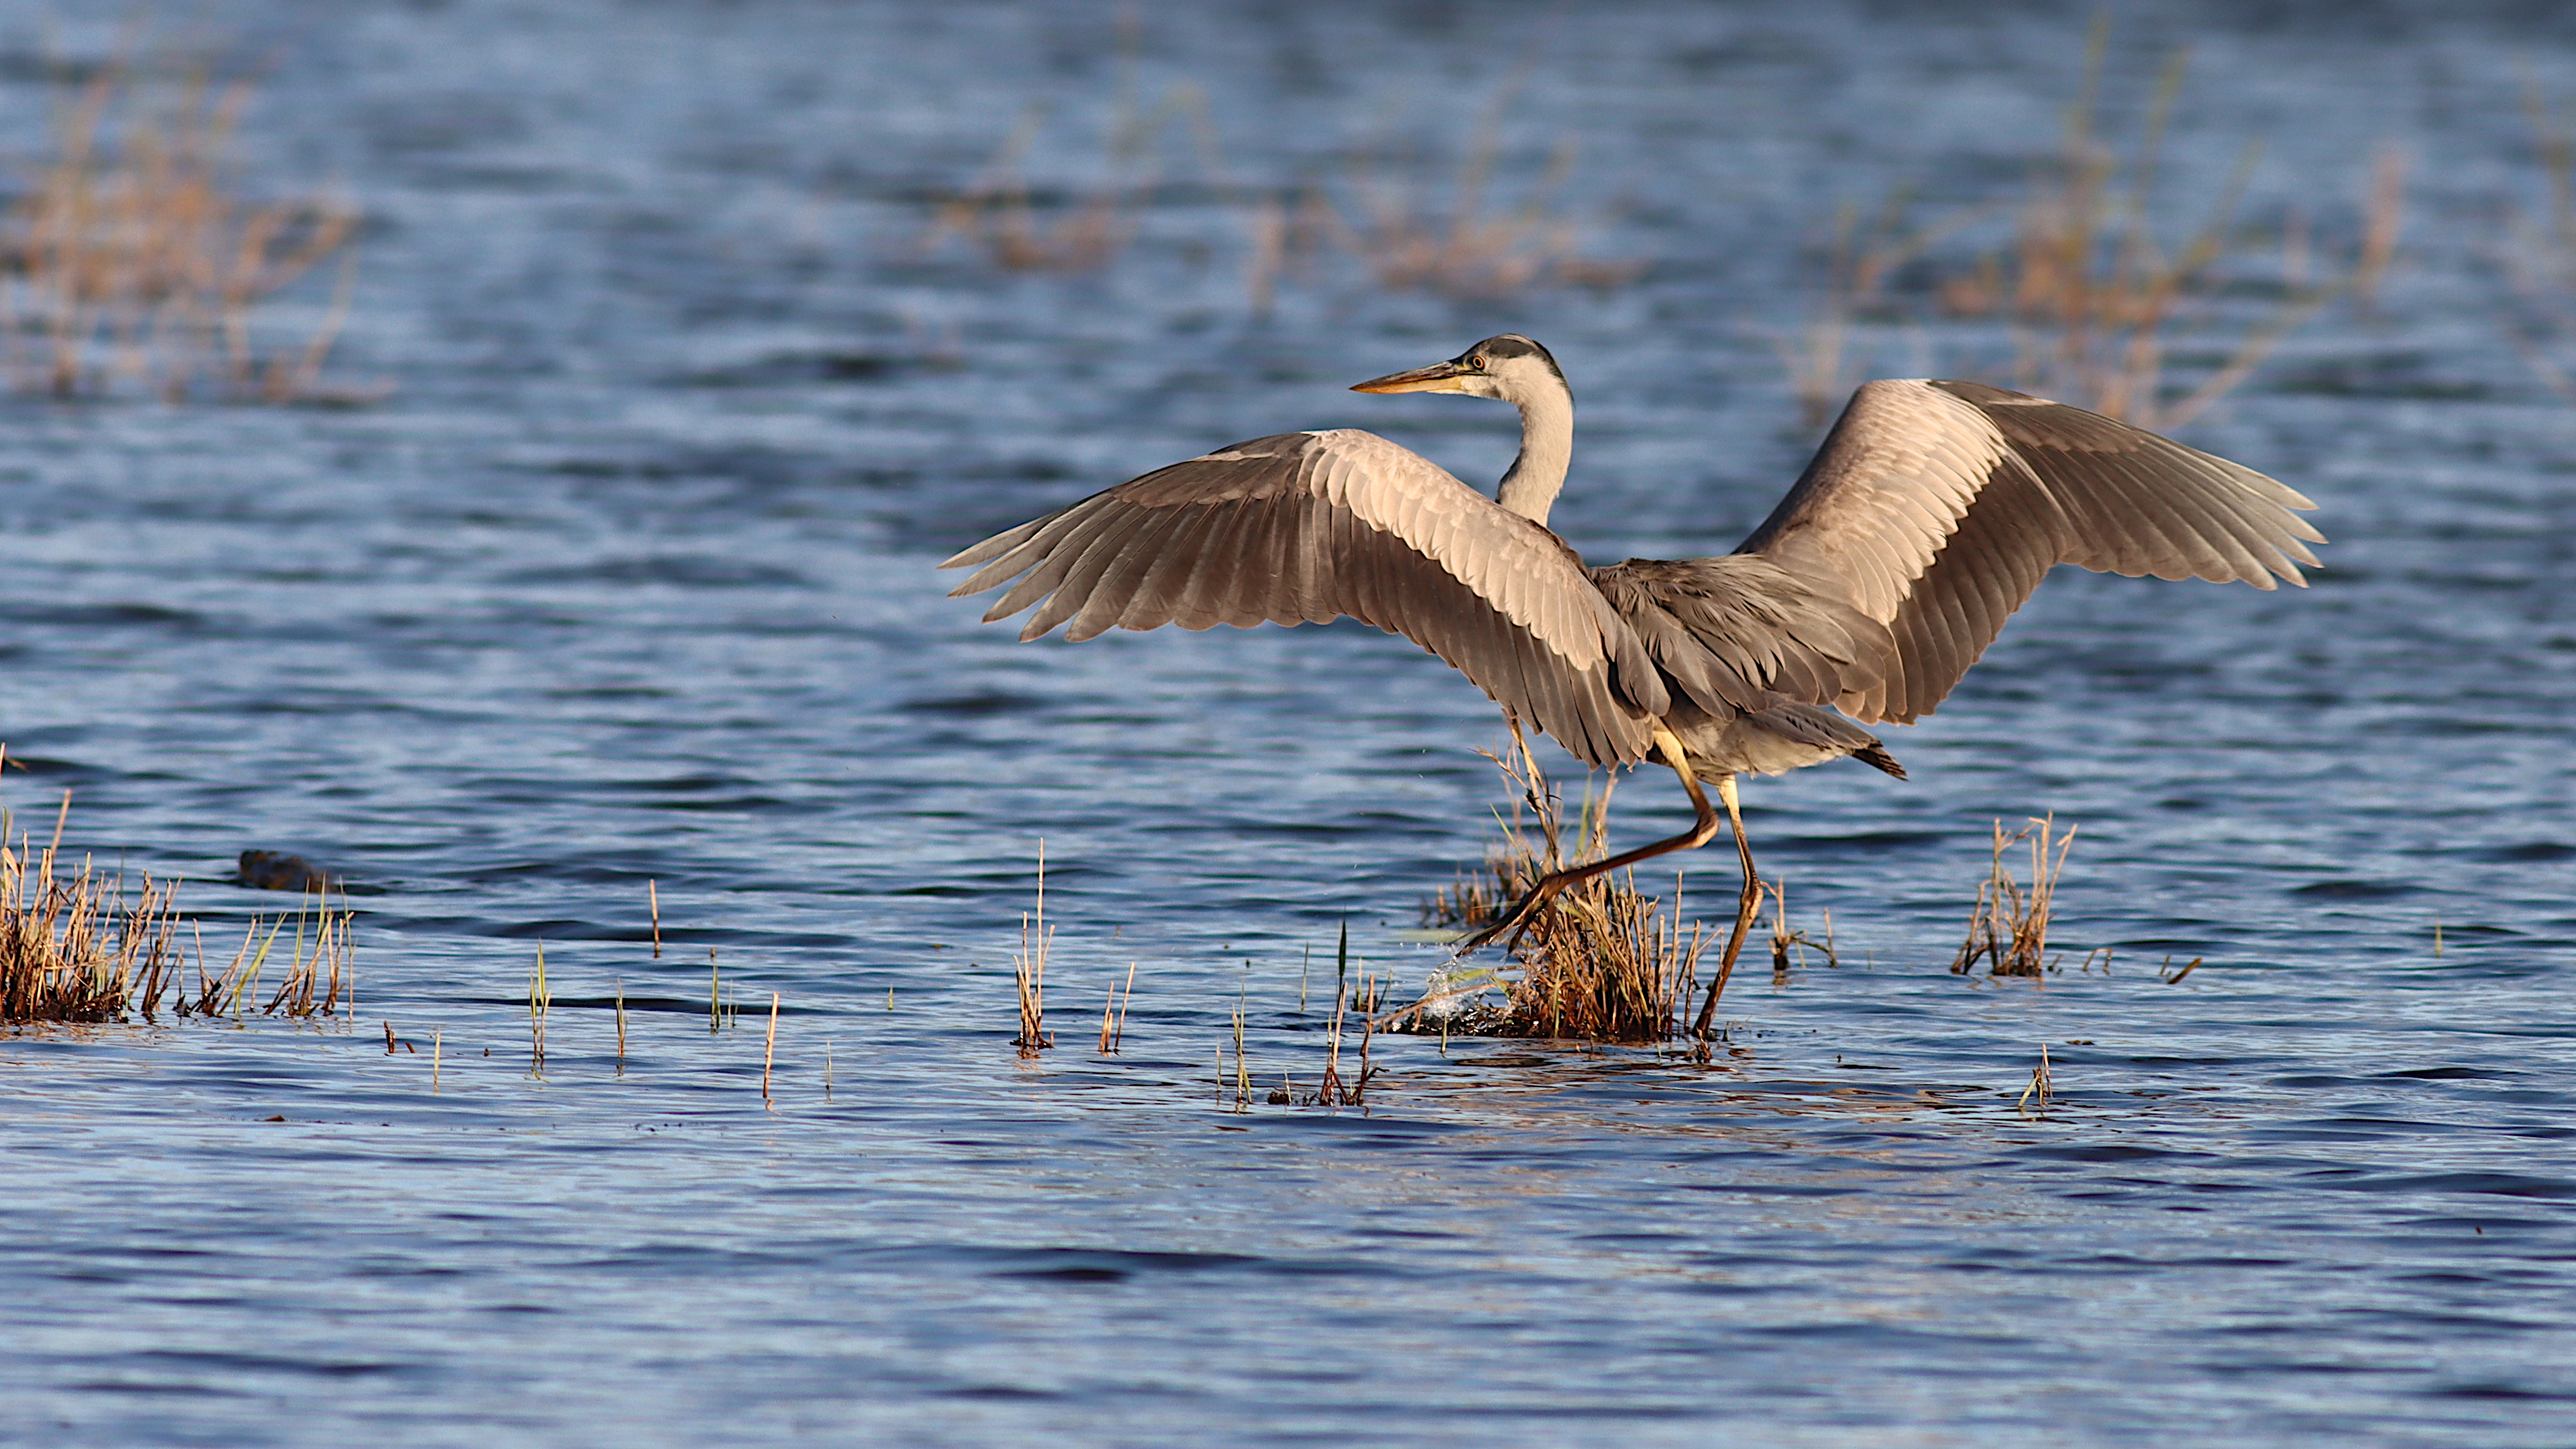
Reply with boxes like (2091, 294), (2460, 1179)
(1735, 379), (2323, 724)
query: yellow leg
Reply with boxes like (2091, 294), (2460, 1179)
(1691, 774), (1758, 1039)
(1457, 726), (1722, 953)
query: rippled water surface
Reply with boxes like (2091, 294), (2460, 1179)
(5, 2), (2575, 1444)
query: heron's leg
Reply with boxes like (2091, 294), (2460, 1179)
(1690, 775), (1760, 1039)
(1457, 727), (1722, 954)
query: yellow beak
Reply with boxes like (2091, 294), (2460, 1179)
(1350, 360), (1473, 394)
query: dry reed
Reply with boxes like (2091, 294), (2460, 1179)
(1013, 842), (1053, 1056)
(1, 56), (366, 403)
(3, 757), (356, 1024)
(1230, 990), (1249, 1108)
(1411, 722), (1708, 1042)
(762, 991), (779, 1106)
(1096, 961), (1135, 1055)
(1764, 878), (1836, 976)
(1793, 21), (2398, 427)
(2017, 1043), (2055, 1116)
(918, 17), (1220, 279)
(1950, 816), (2077, 978)
(1307, 920), (1371, 1106)
(918, 28), (1632, 308)
(248, 886), (351, 1019)
(1326, 77), (1637, 300)
(2501, 72), (2576, 404)
(0, 786), (182, 1022)
(1780, 189), (1992, 424)
(527, 941), (549, 1070)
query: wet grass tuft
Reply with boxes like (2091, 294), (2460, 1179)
(1, 783), (183, 1023)
(1408, 724), (1708, 1043)
(1951, 816), (2076, 978)
(3, 752), (353, 1024)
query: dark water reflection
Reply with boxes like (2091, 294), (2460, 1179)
(3, 2), (2574, 1445)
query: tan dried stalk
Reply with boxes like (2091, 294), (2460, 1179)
(1013, 843), (1053, 1055)
(1795, 21), (2394, 428)
(0, 789), (183, 1023)
(920, 36), (1631, 305)
(1, 59), (365, 403)
(1331, 145), (1633, 298)
(1414, 720), (1708, 1042)
(1765, 877), (1835, 975)
(1, 758), (350, 1024)
(1951, 816), (2077, 978)
(2503, 72), (2576, 404)
(1097, 962), (1134, 1055)
(919, 23), (1221, 279)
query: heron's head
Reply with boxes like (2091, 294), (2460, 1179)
(1350, 334), (1566, 407)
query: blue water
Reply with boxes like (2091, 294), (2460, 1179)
(3, 2), (2573, 1445)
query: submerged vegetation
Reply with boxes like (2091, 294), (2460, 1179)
(0, 54), (365, 403)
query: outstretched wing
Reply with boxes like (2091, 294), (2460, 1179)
(939, 429), (1668, 767)
(1735, 379), (2324, 724)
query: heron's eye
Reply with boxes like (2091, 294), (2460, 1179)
(1467, 355), (1486, 371)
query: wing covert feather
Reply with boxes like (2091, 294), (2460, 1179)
(1590, 556), (1893, 720)
(940, 429), (1663, 766)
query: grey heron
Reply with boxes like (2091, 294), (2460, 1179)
(940, 335), (2320, 1023)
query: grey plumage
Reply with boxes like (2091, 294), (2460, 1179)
(940, 334), (2321, 972)
(946, 426), (1669, 768)
(1740, 378), (2322, 724)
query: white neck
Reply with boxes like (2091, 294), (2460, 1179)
(1494, 378), (1573, 526)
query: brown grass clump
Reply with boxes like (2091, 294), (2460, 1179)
(1411, 723), (1709, 1043)
(1, 765), (352, 1023)
(1, 787), (183, 1022)
(1326, 80), (1638, 301)
(0, 57), (365, 403)
(918, 31), (1221, 278)
(1793, 21), (2400, 428)
(919, 31), (1634, 308)
(1950, 816), (2077, 978)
